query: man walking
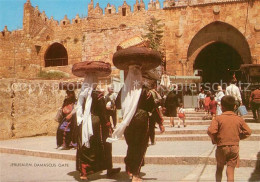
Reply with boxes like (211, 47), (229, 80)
(226, 79), (242, 114)
(250, 86), (260, 122)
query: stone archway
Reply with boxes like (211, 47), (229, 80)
(187, 21), (251, 83)
(44, 43), (68, 67)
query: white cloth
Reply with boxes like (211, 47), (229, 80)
(160, 74), (170, 89)
(216, 91), (225, 115)
(178, 108), (185, 114)
(198, 93), (206, 99)
(226, 84), (242, 102)
(106, 65), (142, 143)
(76, 75), (97, 148)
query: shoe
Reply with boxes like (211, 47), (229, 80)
(178, 125), (180, 128)
(132, 175), (142, 182)
(60, 146), (70, 150)
(125, 166), (133, 178)
(80, 175), (87, 180)
(184, 125), (187, 127)
(151, 142), (155, 145)
(107, 167), (121, 177)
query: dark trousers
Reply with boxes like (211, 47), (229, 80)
(148, 118), (156, 144)
(252, 102), (260, 120)
(107, 110), (117, 127)
(124, 110), (149, 175)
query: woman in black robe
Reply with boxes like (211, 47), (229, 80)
(165, 88), (179, 127)
(76, 88), (120, 180)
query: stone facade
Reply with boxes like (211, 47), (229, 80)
(0, 0), (260, 79)
(0, 79), (68, 140)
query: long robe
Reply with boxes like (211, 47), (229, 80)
(116, 86), (156, 175)
(76, 90), (112, 175)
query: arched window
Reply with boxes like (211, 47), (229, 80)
(44, 43), (68, 67)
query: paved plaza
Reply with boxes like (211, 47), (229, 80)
(0, 110), (259, 181)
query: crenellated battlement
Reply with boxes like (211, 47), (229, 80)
(21, 0), (256, 32)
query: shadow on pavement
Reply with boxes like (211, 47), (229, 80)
(68, 170), (131, 181)
(249, 152), (260, 182)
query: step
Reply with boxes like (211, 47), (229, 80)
(163, 116), (253, 120)
(152, 134), (260, 141)
(0, 138), (258, 167)
(163, 121), (211, 125)
(154, 126), (260, 135)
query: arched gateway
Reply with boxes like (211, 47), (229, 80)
(44, 43), (68, 67)
(187, 21), (251, 84)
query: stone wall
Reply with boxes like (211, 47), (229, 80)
(0, 0), (260, 79)
(0, 79), (69, 140)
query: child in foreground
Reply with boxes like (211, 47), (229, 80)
(207, 95), (251, 182)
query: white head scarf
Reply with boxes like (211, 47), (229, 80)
(107, 65), (142, 143)
(76, 75), (97, 148)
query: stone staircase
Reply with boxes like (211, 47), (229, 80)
(0, 109), (259, 168)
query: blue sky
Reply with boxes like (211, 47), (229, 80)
(0, 0), (166, 31)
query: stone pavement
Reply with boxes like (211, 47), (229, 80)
(0, 153), (259, 182)
(0, 110), (259, 181)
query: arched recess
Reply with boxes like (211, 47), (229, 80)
(188, 21), (251, 65)
(187, 21), (252, 83)
(44, 43), (68, 67)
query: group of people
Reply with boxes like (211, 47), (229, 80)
(198, 78), (260, 122)
(198, 79), (244, 119)
(55, 69), (165, 181)
(54, 75), (256, 182)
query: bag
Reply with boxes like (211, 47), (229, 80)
(238, 105), (248, 116)
(178, 113), (185, 118)
(55, 108), (63, 123)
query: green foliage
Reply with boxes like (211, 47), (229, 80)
(142, 17), (165, 53)
(37, 70), (69, 80)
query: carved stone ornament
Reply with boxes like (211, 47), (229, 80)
(213, 6), (220, 15)
(175, 30), (183, 38)
(254, 24), (260, 32)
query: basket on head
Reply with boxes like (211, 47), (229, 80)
(72, 61), (111, 78)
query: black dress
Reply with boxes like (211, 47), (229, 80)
(164, 91), (179, 117)
(116, 86), (156, 175)
(76, 90), (112, 176)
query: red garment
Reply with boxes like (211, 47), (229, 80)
(209, 100), (218, 114)
(204, 97), (211, 111)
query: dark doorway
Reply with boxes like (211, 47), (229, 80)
(193, 42), (243, 84)
(44, 43), (68, 67)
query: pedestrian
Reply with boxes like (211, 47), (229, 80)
(56, 97), (77, 150)
(207, 95), (252, 182)
(198, 89), (206, 110)
(72, 61), (120, 180)
(105, 85), (118, 128)
(177, 103), (186, 128)
(164, 84), (179, 127)
(216, 86), (225, 116)
(148, 80), (165, 145)
(209, 95), (218, 120)
(107, 65), (165, 181)
(204, 92), (211, 115)
(226, 79), (242, 114)
(249, 86), (260, 121)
